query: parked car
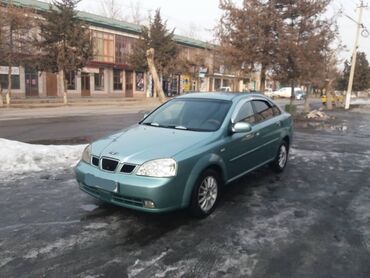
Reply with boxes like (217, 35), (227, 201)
(264, 88), (274, 98)
(271, 87), (306, 100)
(75, 93), (293, 217)
(219, 86), (232, 92)
(294, 90), (306, 100)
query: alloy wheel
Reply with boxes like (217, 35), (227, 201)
(198, 176), (218, 213)
(278, 144), (287, 169)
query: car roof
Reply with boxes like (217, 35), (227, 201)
(176, 92), (264, 102)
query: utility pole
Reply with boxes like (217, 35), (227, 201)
(345, 1), (367, 110)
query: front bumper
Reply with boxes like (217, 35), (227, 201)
(75, 161), (187, 213)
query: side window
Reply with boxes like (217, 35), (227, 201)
(272, 105), (281, 116)
(252, 100), (274, 122)
(234, 101), (255, 124)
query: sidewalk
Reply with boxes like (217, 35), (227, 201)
(1, 96), (161, 108)
(0, 97), (162, 121)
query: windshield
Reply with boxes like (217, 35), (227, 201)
(141, 98), (232, 131)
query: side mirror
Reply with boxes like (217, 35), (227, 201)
(232, 122), (252, 133)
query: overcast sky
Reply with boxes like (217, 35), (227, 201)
(76, 0), (370, 64)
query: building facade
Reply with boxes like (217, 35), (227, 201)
(1, 0), (258, 99)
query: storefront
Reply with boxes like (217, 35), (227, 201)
(0, 66), (21, 92)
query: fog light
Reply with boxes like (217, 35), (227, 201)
(144, 200), (156, 209)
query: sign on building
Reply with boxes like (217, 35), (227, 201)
(0, 66), (20, 75)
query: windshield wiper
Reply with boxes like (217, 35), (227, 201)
(142, 123), (203, 131)
(142, 122), (160, 127)
(174, 125), (187, 130)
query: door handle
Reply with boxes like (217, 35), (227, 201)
(276, 121), (281, 127)
(242, 133), (255, 141)
(254, 132), (260, 137)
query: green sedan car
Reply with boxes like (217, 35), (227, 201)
(75, 93), (293, 217)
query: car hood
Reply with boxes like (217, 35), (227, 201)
(92, 125), (212, 164)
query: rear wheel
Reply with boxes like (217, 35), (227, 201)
(190, 169), (221, 218)
(271, 141), (289, 173)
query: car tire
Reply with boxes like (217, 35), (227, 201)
(271, 141), (289, 173)
(189, 169), (221, 218)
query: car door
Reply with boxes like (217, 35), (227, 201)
(250, 99), (282, 163)
(222, 100), (263, 180)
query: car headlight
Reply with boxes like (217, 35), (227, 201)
(82, 145), (92, 164)
(136, 158), (177, 178)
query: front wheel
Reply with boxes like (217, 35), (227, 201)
(271, 141), (289, 173)
(190, 169), (221, 218)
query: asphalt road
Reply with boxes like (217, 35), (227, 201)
(0, 99), (321, 144)
(0, 113), (145, 144)
(1, 107), (370, 277)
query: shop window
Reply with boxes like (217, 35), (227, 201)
(222, 79), (230, 88)
(214, 78), (221, 90)
(115, 35), (135, 65)
(66, 71), (76, 90)
(0, 74), (20, 90)
(94, 68), (104, 91)
(113, 69), (123, 91)
(170, 76), (179, 95)
(92, 31), (114, 63)
(182, 75), (190, 92)
(136, 72), (144, 91)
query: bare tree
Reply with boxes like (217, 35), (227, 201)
(0, 1), (5, 106)
(272, 0), (335, 106)
(218, 0), (282, 92)
(0, 0), (37, 106)
(99, 0), (145, 24)
(129, 0), (145, 25)
(218, 0), (336, 98)
(100, 0), (124, 20)
(182, 23), (201, 40)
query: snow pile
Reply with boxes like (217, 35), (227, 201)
(0, 138), (86, 177)
(351, 98), (370, 105)
(306, 110), (330, 120)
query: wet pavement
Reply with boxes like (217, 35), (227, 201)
(1, 109), (370, 277)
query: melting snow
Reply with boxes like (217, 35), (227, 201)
(80, 204), (99, 212)
(0, 138), (85, 181)
(127, 251), (169, 278)
(351, 98), (370, 105)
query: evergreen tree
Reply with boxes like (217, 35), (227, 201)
(336, 52), (370, 92)
(37, 0), (93, 104)
(130, 9), (178, 78)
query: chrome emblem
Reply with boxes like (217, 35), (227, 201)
(109, 151), (119, 155)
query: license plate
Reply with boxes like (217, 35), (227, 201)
(85, 174), (116, 192)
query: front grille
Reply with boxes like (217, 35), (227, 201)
(120, 164), (136, 174)
(92, 156), (99, 166)
(101, 158), (119, 172)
